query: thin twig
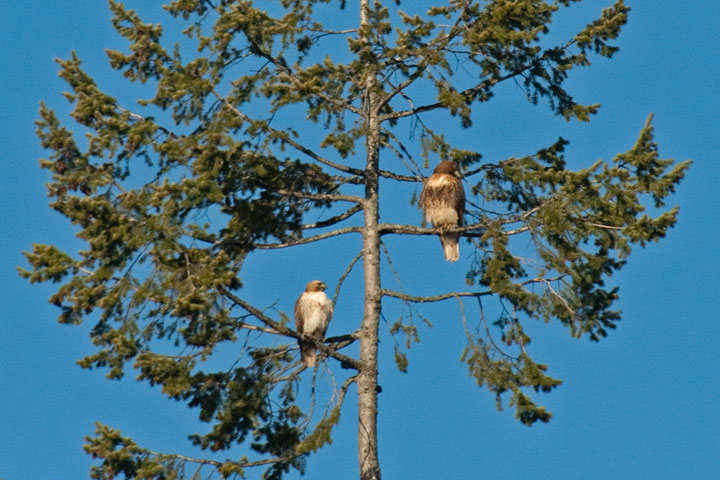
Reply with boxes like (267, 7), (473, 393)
(381, 68), (530, 122)
(302, 204), (363, 230)
(475, 297), (518, 360)
(211, 89), (362, 177)
(380, 127), (425, 179)
(255, 226), (363, 249)
(538, 277), (575, 316)
(380, 240), (403, 290)
(333, 251), (364, 305)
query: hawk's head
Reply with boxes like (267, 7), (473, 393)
(432, 160), (461, 178)
(304, 280), (328, 292)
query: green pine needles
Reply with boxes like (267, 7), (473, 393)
(22, 1), (690, 479)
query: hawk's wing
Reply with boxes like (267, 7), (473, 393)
(294, 294), (305, 333)
(420, 173), (465, 225)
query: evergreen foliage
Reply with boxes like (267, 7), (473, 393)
(22, 1), (689, 478)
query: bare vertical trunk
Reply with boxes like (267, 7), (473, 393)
(358, 135), (381, 480)
(358, 1), (381, 479)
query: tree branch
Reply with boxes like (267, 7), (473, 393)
(302, 204), (363, 230)
(235, 322), (283, 336)
(377, 169), (422, 182)
(254, 226), (363, 249)
(150, 450), (293, 469)
(379, 127), (425, 179)
(278, 189), (364, 204)
(333, 250), (364, 305)
(325, 331), (360, 352)
(378, 222), (486, 236)
(474, 297), (521, 360)
(325, 331), (359, 344)
(219, 287), (361, 370)
(306, 27), (358, 35)
(380, 68), (529, 122)
(381, 288), (493, 303)
(537, 277), (575, 316)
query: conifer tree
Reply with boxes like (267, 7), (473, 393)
(22, 1), (689, 479)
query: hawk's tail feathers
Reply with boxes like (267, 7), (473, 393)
(299, 341), (317, 367)
(440, 233), (460, 262)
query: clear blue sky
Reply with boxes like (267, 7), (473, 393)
(1, 1), (719, 479)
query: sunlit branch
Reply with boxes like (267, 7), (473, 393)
(255, 226), (363, 249)
(537, 277), (575, 316)
(381, 288), (493, 303)
(306, 27), (358, 35)
(306, 28), (359, 46)
(219, 286), (360, 370)
(377, 169), (422, 182)
(236, 322), (283, 336)
(503, 225), (531, 235)
(586, 222), (625, 231)
(302, 204), (363, 230)
(378, 222), (486, 236)
(277, 189), (364, 204)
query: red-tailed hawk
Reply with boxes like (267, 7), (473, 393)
(419, 160), (466, 262)
(294, 280), (333, 367)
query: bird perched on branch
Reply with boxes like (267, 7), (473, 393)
(294, 280), (333, 367)
(419, 160), (466, 262)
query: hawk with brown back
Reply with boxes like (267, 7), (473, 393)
(419, 160), (466, 262)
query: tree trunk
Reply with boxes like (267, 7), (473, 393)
(358, 71), (382, 480)
(358, 143), (381, 480)
(358, 2), (381, 479)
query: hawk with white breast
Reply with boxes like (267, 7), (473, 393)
(294, 280), (333, 367)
